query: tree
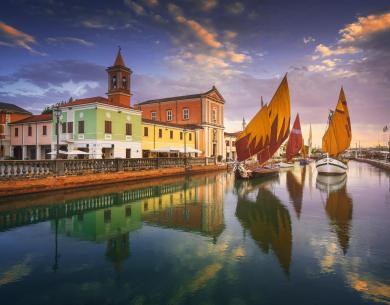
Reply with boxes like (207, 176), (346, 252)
(41, 106), (52, 114)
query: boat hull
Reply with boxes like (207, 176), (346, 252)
(316, 157), (347, 175)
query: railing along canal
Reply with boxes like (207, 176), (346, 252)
(0, 157), (217, 180)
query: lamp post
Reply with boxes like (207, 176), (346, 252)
(184, 128), (187, 166)
(53, 106), (62, 160)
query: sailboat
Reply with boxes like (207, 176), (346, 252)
(316, 87), (352, 175)
(234, 75), (291, 179)
(279, 114), (303, 168)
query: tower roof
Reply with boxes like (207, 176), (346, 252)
(114, 47), (125, 67)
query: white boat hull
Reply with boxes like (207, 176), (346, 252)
(316, 157), (347, 175)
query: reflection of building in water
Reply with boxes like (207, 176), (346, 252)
(141, 175), (225, 239)
(286, 167), (306, 219)
(316, 174), (353, 254)
(55, 202), (142, 271)
(235, 184), (292, 275)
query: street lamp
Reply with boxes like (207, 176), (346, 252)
(53, 106), (62, 160)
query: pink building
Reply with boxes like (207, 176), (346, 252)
(9, 114), (53, 160)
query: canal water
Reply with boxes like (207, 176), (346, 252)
(0, 161), (389, 305)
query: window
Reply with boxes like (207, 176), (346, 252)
(42, 125), (47, 136)
(67, 122), (73, 133)
(61, 122), (66, 134)
(213, 129), (217, 141)
(166, 109), (173, 121)
(28, 126), (32, 136)
(78, 121), (85, 134)
(125, 206), (132, 217)
(189, 133), (192, 141)
(122, 76), (127, 89)
(0, 125), (3, 134)
(180, 132), (183, 140)
(126, 148), (131, 158)
(226, 140), (230, 146)
(158, 129), (162, 138)
(126, 123), (132, 136)
(144, 202), (148, 211)
(104, 210), (111, 223)
(232, 141), (236, 146)
(183, 108), (189, 120)
(15, 127), (19, 137)
(151, 111), (157, 121)
(112, 75), (117, 89)
(212, 108), (217, 123)
(144, 127), (148, 136)
(105, 121), (112, 134)
(170, 130), (173, 139)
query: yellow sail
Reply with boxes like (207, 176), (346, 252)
(322, 87), (352, 156)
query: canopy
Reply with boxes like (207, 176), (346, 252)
(47, 150), (68, 155)
(65, 149), (93, 155)
(150, 146), (202, 153)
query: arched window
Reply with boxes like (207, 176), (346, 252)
(112, 75), (117, 89)
(122, 76), (127, 89)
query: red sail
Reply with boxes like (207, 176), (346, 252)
(286, 114), (303, 161)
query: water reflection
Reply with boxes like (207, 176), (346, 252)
(316, 174), (353, 254)
(286, 167), (306, 219)
(235, 178), (292, 275)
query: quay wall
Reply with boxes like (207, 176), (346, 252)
(0, 163), (227, 197)
(354, 158), (390, 171)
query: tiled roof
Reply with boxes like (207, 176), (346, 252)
(114, 49), (125, 66)
(0, 102), (32, 115)
(10, 114), (52, 124)
(59, 96), (133, 109)
(142, 118), (201, 130)
(136, 86), (220, 106)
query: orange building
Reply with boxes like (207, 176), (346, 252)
(134, 87), (225, 157)
(0, 102), (31, 159)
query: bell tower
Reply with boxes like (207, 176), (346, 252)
(106, 47), (132, 107)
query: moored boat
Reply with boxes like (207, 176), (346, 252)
(234, 75), (291, 179)
(316, 87), (352, 175)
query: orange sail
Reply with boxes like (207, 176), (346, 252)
(286, 114), (303, 161)
(235, 101), (271, 162)
(235, 75), (290, 163)
(322, 87), (352, 156)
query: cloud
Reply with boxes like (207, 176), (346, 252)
(226, 2), (245, 14)
(0, 21), (45, 55)
(315, 44), (359, 57)
(303, 36), (315, 44)
(322, 59), (337, 68)
(142, 0), (158, 7)
(339, 12), (390, 43)
(224, 31), (238, 40)
(174, 15), (222, 48)
(200, 0), (218, 12)
(46, 37), (95, 47)
(124, 0), (146, 16)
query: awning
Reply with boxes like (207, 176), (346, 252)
(65, 149), (93, 155)
(150, 146), (202, 153)
(47, 150), (68, 155)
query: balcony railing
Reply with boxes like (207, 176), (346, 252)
(0, 157), (218, 180)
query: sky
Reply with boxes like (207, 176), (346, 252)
(0, 0), (389, 147)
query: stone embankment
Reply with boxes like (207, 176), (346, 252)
(354, 158), (390, 171)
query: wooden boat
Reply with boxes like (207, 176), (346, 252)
(316, 88), (352, 175)
(234, 75), (291, 179)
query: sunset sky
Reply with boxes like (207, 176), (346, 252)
(0, 0), (389, 147)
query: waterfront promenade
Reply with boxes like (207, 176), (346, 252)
(0, 157), (226, 197)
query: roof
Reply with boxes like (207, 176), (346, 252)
(224, 131), (241, 137)
(136, 86), (224, 106)
(10, 114), (52, 124)
(59, 96), (133, 109)
(0, 102), (32, 115)
(114, 48), (125, 66)
(142, 118), (201, 130)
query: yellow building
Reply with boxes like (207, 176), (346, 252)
(141, 119), (199, 157)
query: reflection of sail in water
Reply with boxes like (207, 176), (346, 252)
(286, 167), (306, 219)
(235, 184), (292, 275)
(316, 174), (353, 254)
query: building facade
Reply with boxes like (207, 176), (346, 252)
(224, 131), (240, 161)
(9, 114), (53, 160)
(0, 102), (31, 159)
(134, 87), (225, 158)
(141, 119), (197, 157)
(53, 50), (142, 159)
